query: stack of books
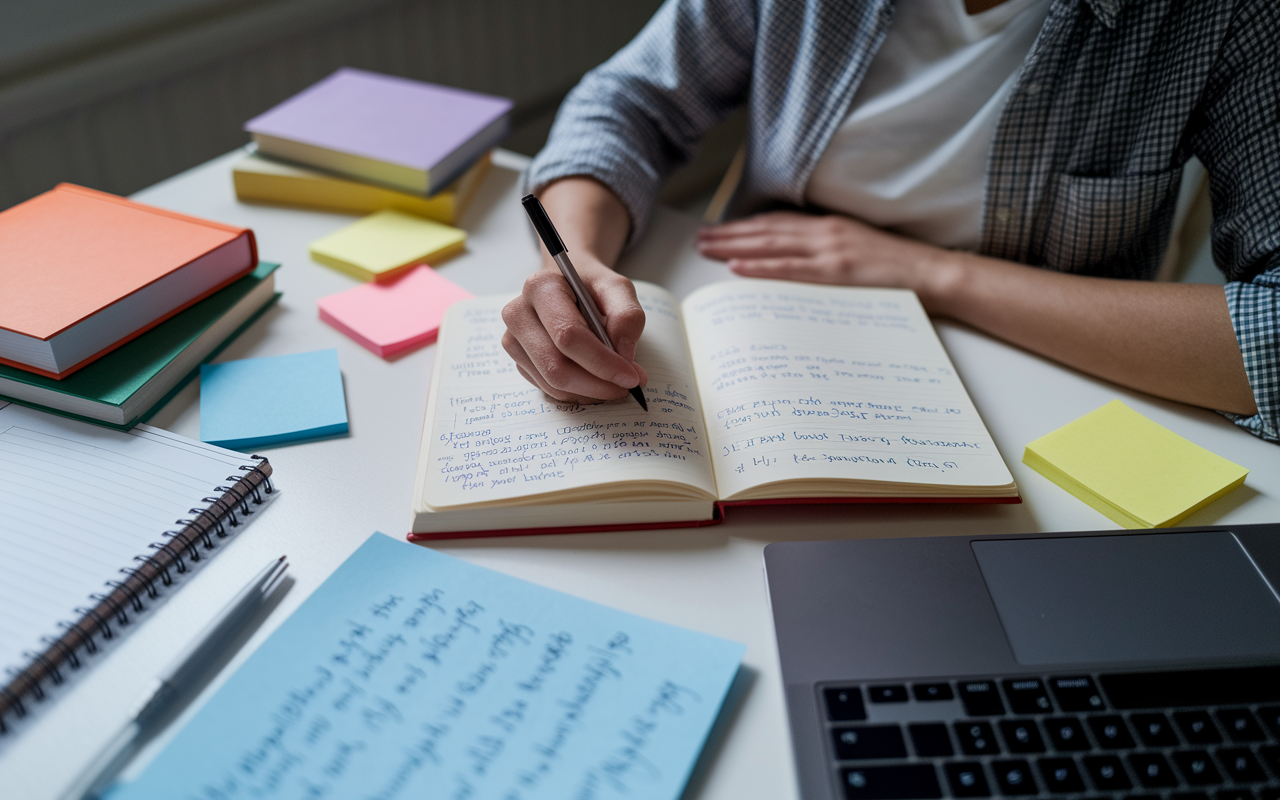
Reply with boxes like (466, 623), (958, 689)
(234, 68), (513, 225)
(0, 183), (277, 428)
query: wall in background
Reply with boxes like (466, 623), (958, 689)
(0, 0), (681, 209)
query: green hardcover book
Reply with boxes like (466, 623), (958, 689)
(0, 262), (281, 429)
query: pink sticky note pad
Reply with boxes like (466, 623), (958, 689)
(317, 265), (472, 358)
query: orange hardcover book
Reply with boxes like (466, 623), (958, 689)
(0, 184), (257, 379)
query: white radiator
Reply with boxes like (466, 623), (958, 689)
(0, 0), (662, 208)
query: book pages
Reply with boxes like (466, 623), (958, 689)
(420, 283), (717, 510)
(682, 281), (1015, 500)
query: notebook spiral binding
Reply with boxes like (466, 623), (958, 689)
(0, 457), (274, 733)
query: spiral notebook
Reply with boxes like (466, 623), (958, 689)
(0, 401), (275, 732)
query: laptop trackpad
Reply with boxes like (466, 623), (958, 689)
(972, 531), (1280, 666)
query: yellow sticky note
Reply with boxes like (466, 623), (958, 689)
(1023, 400), (1248, 528)
(308, 209), (466, 282)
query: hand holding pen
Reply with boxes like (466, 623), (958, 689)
(500, 179), (648, 406)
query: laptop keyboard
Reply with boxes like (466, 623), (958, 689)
(819, 665), (1280, 800)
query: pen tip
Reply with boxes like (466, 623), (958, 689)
(277, 555), (286, 562)
(630, 386), (648, 412)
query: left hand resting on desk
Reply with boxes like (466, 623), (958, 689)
(696, 210), (1260, 418)
(696, 211), (960, 308)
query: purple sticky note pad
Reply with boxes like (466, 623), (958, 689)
(244, 68), (512, 172)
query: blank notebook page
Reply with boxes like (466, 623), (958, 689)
(0, 402), (257, 674)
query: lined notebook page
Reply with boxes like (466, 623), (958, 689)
(421, 282), (715, 510)
(0, 402), (257, 675)
(682, 281), (1015, 499)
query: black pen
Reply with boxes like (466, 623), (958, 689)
(521, 194), (648, 411)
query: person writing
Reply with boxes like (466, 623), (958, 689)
(501, 0), (1280, 442)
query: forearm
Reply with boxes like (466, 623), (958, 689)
(926, 252), (1259, 415)
(700, 211), (1259, 416)
(536, 177), (631, 270)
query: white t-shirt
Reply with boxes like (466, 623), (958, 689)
(804, 0), (1051, 250)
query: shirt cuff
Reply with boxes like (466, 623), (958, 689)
(1221, 278), (1280, 442)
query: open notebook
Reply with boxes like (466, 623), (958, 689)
(0, 402), (274, 732)
(411, 280), (1017, 537)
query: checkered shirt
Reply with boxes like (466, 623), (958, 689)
(528, 0), (1280, 442)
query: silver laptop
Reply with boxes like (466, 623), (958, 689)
(763, 526), (1280, 800)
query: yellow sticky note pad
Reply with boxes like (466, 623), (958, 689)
(308, 209), (466, 282)
(1023, 400), (1248, 529)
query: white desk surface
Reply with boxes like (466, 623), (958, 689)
(2, 149), (1277, 800)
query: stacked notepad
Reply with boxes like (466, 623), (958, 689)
(236, 68), (504, 358)
(237, 68), (511, 225)
(233, 150), (491, 225)
(0, 184), (273, 427)
(1023, 400), (1249, 528)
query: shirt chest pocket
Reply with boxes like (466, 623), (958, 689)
(1038, 168), (1183, 280)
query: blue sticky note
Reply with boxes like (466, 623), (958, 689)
(200, 349), (348, 449)
(108, 533), (745, 800)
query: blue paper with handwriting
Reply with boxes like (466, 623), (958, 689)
(110, 533), (744, 800)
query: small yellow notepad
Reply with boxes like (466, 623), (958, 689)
(234, 152), (491, 224)
(308, 209), (466, 282)
(1023, 400), (1248, 528)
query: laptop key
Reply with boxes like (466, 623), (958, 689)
(1216, 709), (1266, 743)
(913, 682), (953, 701)
(1003, 678), (1054, 714)
(908, 723), (954, 757)
(1045, 717), (1091, 751)
(1084, 755), (1134, 790)
(1100, 666), (1280, 710)
(958, 680), (1005, 716)
(1256, 790), (1280, 800)
(1214, 748), (1267, 782)
(1051, 676), (1106, 712)
(1037, 757), (1086, 793)
(1257, 706), (1280, 739)
(868, 685), (909, 703)
(1171, 793), (1210, 800)
(1214, 791), (1256, 800)
(832, 725), (909, 760)
(1000, 719), (1047, 753)
(1257, 745), (1280, 779)
(1128, 753), (1179, 788)
(1176, 711), (1223, 744)
(826, 687), (868, 721)
(944, 762), (991, 798)
(1089, 715), (1136, 749)
(992, 759), (1039, 795)
(1173, 750), (1223, 785)
(840, 765), (942, 799)
(955, 721), (1001, 755)
(1131, 713), (1180, 747)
